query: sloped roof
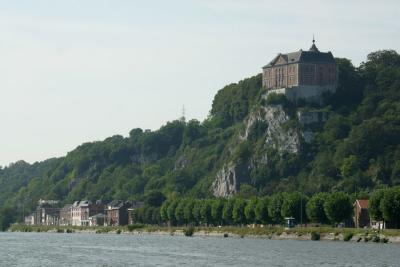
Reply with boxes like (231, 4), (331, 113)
(356, 199), (369, 209)
(106, 200), (132, 209)
(72, 200), (91, 207)
(263, 42), (335, 68)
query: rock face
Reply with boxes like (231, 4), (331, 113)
(174, 154), (190, 170)
(263, 105), (300, 154)
(212, 162), (238, 197)
(212, 104), (301, 197)
(243, 105), (300, 154)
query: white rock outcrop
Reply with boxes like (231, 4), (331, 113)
(213, 104), (301, 197)
(212, 162), (238, 197)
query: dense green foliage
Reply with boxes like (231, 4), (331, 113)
(306, 193), (329, 224)
(131, 191), (356, 226)
(375, 187), (400, 228)
(323, 192), (353, 225)
(0, 49), (400, 228)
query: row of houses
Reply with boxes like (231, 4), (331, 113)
(24, 199), (144, 227)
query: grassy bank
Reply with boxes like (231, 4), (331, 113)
(8, 224), (400, 243)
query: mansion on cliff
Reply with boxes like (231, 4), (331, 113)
(262, 39), (337, 102)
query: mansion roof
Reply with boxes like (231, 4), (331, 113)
(263, 40), (335, 68)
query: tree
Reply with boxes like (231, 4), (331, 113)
(369, 189), (387, 221)
(174, 199), (186, 225)
(211, 198), (224, 226)
(192, 199), (202, 225)
(0, 207), (15, 231)
(244, 197), (258, 224)
(255, 197), (270, 224)
(380, 188), (400, 228)
(238, 183), (258, 198)
(324, 192), (353, 225)
(144, 191), (166, 207)
(306, 192), (329, 224)
(268, 193), (285, 224)
(160, 199), (172, 224)
(329, 58), (363, 108)
(166, 199), (179, 226)
(144, 206), (156, 224)
(222, 199), (234, 225)
(200, 200), (212, 226)
(281, 192), (307, 224)
(232, 198), (247, 225)
(183, 198), (195, 225)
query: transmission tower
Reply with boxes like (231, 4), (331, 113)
(180, 105), (186, 122)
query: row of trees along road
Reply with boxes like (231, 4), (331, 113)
(131, 191), (360, 227)
(369, 187), (400, 228)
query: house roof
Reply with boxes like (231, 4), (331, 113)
(356, 199), (369, 209)
(72, 200), (91, 207)
(262, 41), (335, 68)
(106, 200), (130, 209)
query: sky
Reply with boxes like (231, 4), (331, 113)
(0, 0), (399, 166)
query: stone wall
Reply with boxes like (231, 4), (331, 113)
(266, 84), (336, 103)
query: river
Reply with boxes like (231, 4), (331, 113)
(0, 232), (399, 266)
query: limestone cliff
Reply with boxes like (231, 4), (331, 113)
(212, 162), (239, 197)
(212, 104), (302, 197)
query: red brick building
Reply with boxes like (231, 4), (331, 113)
(354, 199), (370, 228)
(262, 39), (337, 102)
(105, 200), (132, 226)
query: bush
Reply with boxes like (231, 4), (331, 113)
(343, 232), (353, 241)
(95, 227), (110, 234)
(116, 229), (122, 234)
(183, 226), (195, 237)
(372, 235), (380, 243)
(380, 237), (389, 243)
(311, 231), (320, 241)
(127, 224), (145, 232)
(66, 228), (73, 233)
(57, 228), (64, 233)
(265, 93), (288, 106)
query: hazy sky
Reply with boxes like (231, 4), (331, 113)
(0, 0), (399, 166)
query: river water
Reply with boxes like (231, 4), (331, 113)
(0, 232), (399, 266)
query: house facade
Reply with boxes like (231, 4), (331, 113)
(71, 200), (104, 226)
(89, 213), (105, 226)
(34, 199), (60, 226)
(262, 39), (337, 102)
(24, 214), (35, 225)
(25, 200), (144, 227)
(353, 199), (370, 228)
(59, 204), (72, 226)
(105, 201), (141, 226)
